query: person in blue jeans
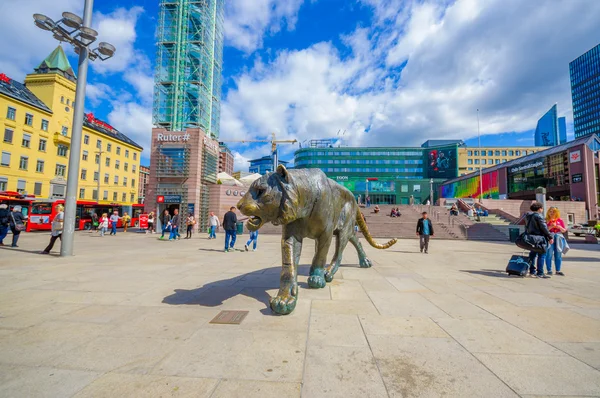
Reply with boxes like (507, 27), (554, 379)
(245, 230), (258, 251)
(209, 211), (219, 239)
(169, 208), (180, 241)
(545, 207), (567, 276)
(109, 211), (120, 235)
(525, 202), (554, 278)
(0, 204), (9, 246)
(222, 207), (237, 252)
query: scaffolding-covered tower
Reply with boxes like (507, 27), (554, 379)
(154, 0), (224, 138)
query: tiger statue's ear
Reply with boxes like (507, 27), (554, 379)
(276, 164), (291, 183)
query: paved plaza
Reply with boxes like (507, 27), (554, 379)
(1, 231), (600, 397)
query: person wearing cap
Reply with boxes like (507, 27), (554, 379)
(0, 204), (9, 246)
(41, 204), (64, 254)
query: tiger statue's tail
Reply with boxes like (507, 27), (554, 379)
(356, 209), (397, 249)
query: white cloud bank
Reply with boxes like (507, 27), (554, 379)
(221, 0), (600, 166)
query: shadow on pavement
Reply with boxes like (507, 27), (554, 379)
(563, 257), (600, 262)
(460, 269), (513, 278)
(0, 246), (51, 255)
(162, 265), (316, 315)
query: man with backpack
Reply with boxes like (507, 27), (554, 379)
(525, 202), (554, 278)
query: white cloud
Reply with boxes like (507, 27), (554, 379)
(222, 0), (600, 166)
(0, 0), (83, 80)
(107, 102), (153, 152)
(224, 0), (306, 52)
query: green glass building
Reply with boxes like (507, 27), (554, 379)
(294, 140), (460, 204)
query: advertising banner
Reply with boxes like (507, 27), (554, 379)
(139, 213), (149, 229)
(427, 148), (458, 178)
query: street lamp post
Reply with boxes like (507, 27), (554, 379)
(33, 0), (115, 256)
(95, 150), (104, 202)
(477, 109), (483, 203)
(429, 178), (433, 214)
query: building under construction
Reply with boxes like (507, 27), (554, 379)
(154, 0), (224, 138)
(148, 0), (224, 230)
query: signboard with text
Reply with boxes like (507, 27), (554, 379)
(157, 195), (182, 204)
(139, 214), (149, 229)
(572, 173), (583, 183)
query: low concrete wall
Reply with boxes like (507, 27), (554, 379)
(479, 199), (587, 225)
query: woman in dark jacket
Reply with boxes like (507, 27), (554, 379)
(526, 202), (554, 278)
(9, 205), (26, 247)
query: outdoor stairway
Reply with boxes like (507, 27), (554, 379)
(466, 223), (510, 241)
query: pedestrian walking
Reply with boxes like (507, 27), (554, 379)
(545, 207), (567, 276)
(416, 211), (434, 254)
(41, 204), (64, 254)
(245, 230), (259, 251)
(109, 211), (120, 235)
(122, 212), (131, 232)
(169, 208), (180, 241)
(0, 204), (9, 246)
(147, 212), (155, 234)
(525, 202), (554, 278)
(222, 207), (237, 252)
(185, 213), (195, 239)
(9, 205), (26, 247)
(91, 212), (99, 232)
(366, 196), (371, 208)
(99, 213), (109, 236)
(159, 209), (171, 240)
(208, 211), (219, 239)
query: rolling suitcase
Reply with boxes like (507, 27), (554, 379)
(506, 255), (530, 277)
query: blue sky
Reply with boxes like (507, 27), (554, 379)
(1, 0), (599, 169)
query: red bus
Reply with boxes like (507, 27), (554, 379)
(0, 191), (34, 230)
(29, 199), (98, 231)
(29, 200), (145, 231)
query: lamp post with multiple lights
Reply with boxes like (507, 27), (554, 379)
(33, 0), (115, 256)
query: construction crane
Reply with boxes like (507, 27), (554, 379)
(219, 132), (298, 173)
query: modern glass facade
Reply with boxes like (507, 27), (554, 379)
(570, 43), (600, 139)
(249, 156), (288, 175)
(154, 0), (224, 138)
(534, 105), (561, 146)
(294, 143), (460, 204)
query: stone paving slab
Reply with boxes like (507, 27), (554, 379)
(0, 231), (599, 397)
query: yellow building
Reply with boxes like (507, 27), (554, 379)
(0, 46), (142, 204)
(458, 146), (549, 175)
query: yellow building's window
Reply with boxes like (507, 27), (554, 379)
(122, 193), (126, 202)
(124, 162), (128, 172)
(107, 143), (112, 152)
(22, 134), (31, 148)
(41, 120), (49, 131)
(57, 145), (68, 157)
(114, 176), (118, 185)
(115, 160), (120, 170)
(55, 164), (66, 177)
(104, 173), (109, 184)
(125, 149), (129, 158)
(0, 179), (6, 191)
(84, 135), (89, 145)
(60, 96), (64, 104)
(39, 139), (46, 152)
(82, 150), (88, 161)
(36, 160), (44, 173)
(1, 151), (11, 167)
(113, 192), (117, 201)
(133, 153), (137, 161)
(116, 147), (121, 155)
(19, 156), (28, 170)
(6, 107), (16, 121)
(25, 113), (33, 126)
(123, 177), (127, 187)
(3, 128), (13, 143)
(105, 157), (110, 167)
(79, 188), (85, 199)
(103, 191), (108, 200)
(80, 169), (87, 180)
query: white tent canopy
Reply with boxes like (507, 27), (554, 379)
(217, 172), (244, 186)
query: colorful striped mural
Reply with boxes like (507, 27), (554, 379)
(441, 171), (499, 199)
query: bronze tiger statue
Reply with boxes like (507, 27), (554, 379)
(237, 165), (397, 315)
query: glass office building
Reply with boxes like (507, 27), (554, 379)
(249, 156), (288, 175)
(534, 104), (566, 146)
(570, 43), (600, 139)
(294, 140), (460, 204)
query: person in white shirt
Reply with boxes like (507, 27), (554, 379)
(209, 211), (220, 239)
(41, 205), (64, 254)
(109, 211), (120, 235)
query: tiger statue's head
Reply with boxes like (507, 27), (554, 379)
(237, 165), (301, 231)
